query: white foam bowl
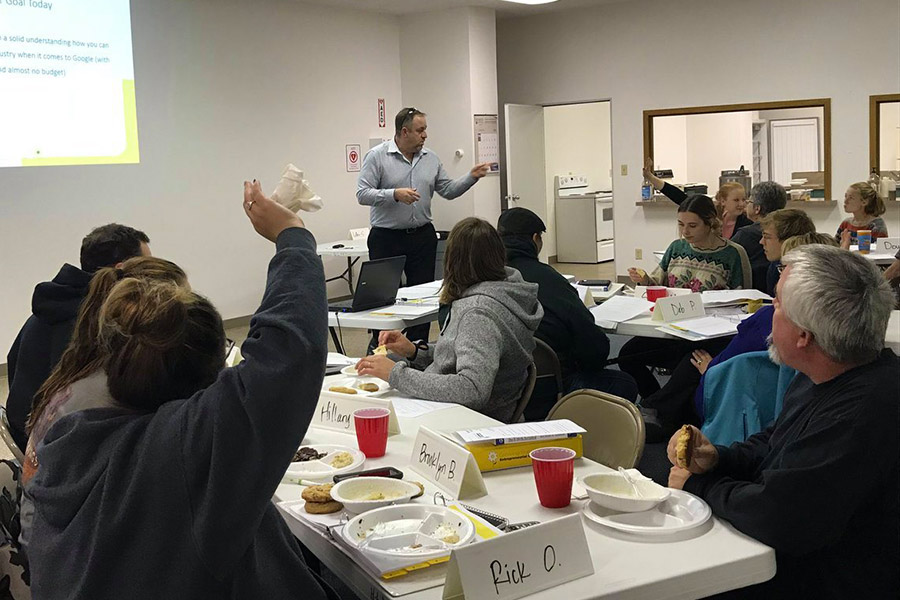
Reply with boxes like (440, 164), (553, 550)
(331, 477), (421, 514)
(579, 472), (670, 513)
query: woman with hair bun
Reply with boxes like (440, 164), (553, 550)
(836, 182), (888, 248)
(628, 195), (751, 292)
(20, 256), (189, 551)
(622, 194), (751, 401)
(27, 182), (335, 600)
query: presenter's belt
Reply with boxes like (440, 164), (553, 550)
(373, 223), (434, 235)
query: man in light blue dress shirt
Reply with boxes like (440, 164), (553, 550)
(357, 107), (491, 344)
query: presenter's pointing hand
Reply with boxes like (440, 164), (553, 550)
(243, 180), (305, 242)
(394, 188), (420, 204)
(471, 162), (492, 178)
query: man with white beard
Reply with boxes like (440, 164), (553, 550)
(665, 244), (898, 598)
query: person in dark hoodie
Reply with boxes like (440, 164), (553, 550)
(5, 223), (150, 450)
(27, 182), (335, 600)
(19, 256), (190, 554)
(356, 217), (542, 423)
(496, 208), (638, 420)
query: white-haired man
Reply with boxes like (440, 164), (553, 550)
(667, 245), (898, 598)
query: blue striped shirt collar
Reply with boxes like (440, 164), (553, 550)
(387, 137), (429, 157)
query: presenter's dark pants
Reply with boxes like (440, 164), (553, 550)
(367, 223), (437, 349)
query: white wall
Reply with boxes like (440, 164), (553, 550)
(542, 101), (612, 257)
(400, 7), (500, 232)
(652, 115), (688, 182)
(468, 8), (502, 227)
(497, 0), (900, 276)
(880, 101), (900, 172)
(684, 112), (754, 191)
(0, 0), (403, 355)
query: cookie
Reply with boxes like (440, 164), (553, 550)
(410, 481), (425, 499)
(328, 386), (357, 394)
(373, 345), (388, 356)
(304, 500), (343, 515)
(357, 383), (379, 393)
(302, 483), (334, 503)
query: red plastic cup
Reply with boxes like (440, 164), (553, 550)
(353, 407), (390, 458)
(530, 447), (576, 508)
(646, 286), (668, 303)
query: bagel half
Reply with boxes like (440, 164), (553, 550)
(675, 425), (694, 469)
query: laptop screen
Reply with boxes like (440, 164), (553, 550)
(352, 256), (407, 311)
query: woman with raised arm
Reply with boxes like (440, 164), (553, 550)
(643, 157), (752, 239)
(28, 182), (334, 599)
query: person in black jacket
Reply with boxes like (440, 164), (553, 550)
(5, 223), (150, 450)
(730, 181), (787, 292)
(497, 208), (637, 420)
(667, 244), (898, 598)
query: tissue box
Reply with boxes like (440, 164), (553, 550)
(465, 436), (583, 472)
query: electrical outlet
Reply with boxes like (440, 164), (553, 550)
(635, 248), (643, 260)
(620, 164), (628, 176)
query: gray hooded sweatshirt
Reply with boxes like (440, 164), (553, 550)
(389, 267), (542, 422)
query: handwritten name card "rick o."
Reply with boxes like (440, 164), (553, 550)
(443, 513), (594, 600)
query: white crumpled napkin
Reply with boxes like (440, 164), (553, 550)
(271, 164), (324, 213)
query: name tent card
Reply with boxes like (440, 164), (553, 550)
(652, 292), (705, 322)
(311, 392), (400, 435)
(443, 513), (594, 600)
(409, 426), (486, 500)
(573, 285), (594, 307)
(879, 237), (900, 253)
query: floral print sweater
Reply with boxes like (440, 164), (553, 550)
(650, 238), (751, 291)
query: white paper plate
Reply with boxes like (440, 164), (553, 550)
(285, 444), (365, 481)
(341, 365), (360, 376)
(331, 477), (421, 514)
(341, 504), (475, 560)
(324, 376), (391, 397)
(581, 489), (711, 536)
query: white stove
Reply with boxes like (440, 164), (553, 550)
(554, 175), (614, 263)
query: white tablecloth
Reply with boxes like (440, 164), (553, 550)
(275, 381), (775, 600)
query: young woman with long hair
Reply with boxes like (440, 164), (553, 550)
(355, 217), (542, 422)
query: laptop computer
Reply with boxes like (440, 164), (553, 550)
(328, 255), (406, 313)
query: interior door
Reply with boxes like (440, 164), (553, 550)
(770, 118), (819, 185)
(504, 104), (546, 220)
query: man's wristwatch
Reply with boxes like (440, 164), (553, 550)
(410, 339), (428, 361)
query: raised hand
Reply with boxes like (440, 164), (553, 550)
(243, 180), (305, 242)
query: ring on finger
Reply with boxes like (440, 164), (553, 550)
(247, 200), (255, 210)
